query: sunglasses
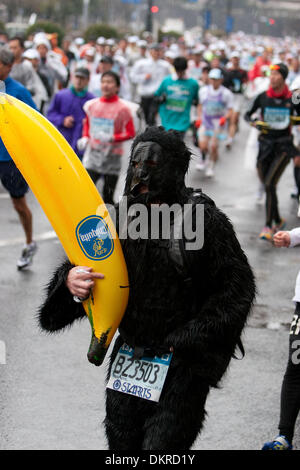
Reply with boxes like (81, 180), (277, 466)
(270, 64), (281, 71)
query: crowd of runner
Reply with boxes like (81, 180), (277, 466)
(0, 28), (300, 450)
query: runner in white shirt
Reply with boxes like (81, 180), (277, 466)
(130, 43), (171, 124)
(197, 68), (234, 177)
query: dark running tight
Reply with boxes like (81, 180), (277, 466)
(278, 302), (300, 443)
(86, 169), (118, 205)
(257, 150), (290, 228)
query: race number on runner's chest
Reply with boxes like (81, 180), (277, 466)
(107, 343), (173, 403)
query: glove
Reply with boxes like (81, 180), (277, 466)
(219, 116), (227, 127)
(194, 119), (202, 129)
(77, 136), (89, 151)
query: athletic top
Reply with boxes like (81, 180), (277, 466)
(244, 86), (300, 139)
(199, 84), (234, 130)
(0, 77), (36, 162)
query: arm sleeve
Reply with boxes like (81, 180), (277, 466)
(113, 108), (136, 142)
(130, 62), (147, 85)
(82, 116), (90, 138)
(46, 94), (65, 127)
(289, 228), (300, 247)
(38, 259), (86, 333)
(164, 205), (256, 386)
(18, 87), (37, 110)
(244, 93), (261, 122)
(154, 79), (165, 97)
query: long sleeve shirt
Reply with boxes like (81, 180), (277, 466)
(287, 228), (300, 302)
(130, 57), (171, 97)
(82, 95), (135, 175)
(47, 87), (95, 157)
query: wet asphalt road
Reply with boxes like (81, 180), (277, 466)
(0, 113), (299, 450)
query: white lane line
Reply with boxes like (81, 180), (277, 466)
(0, 230), (57, 248)
(0, 193), (10, 199)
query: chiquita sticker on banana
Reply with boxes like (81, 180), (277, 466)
(0, 91), (129, 366)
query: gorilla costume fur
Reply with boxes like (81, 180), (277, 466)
(39, 126), (256, 450)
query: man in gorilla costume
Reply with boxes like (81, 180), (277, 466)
(39, 126), (256, 450)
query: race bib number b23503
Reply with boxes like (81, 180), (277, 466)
(107, 343), (172, 402)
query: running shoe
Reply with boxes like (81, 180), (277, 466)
(256, 183), (265, 206)
(17, 241), (38, 270)
(262, 435), (293, 450)
(225, 137), (233, 150)
(259, 226), (273, 241)
(196, 160), (206, 171)
(273, 218), (286, 234)
(205, 161), (215, 178)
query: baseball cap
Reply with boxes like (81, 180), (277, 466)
(209, 68), (223, 80)
(150, 43), (161, 50)
(96, 37), (106, 45)
(100, 55), (114, 64)
(23, 48), (40, 60)
(137, 39), (147, 48)
(74, 67), (90, 79)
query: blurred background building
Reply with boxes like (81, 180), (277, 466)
(0, 0), (300, 38)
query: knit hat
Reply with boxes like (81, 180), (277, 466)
(270, 63), (289, 80)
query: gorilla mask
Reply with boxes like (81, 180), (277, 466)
(124, 127), (191, 205)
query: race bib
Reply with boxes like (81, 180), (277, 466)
(232, 78), (241, 93)
(90, 117), (114, 141)
(107, 343), (173, 402)
(264, 107), (291, 130)
(204, 99), (226, 118)
(166, 97), (187, 113)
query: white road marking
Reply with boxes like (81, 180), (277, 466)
(0, 230), (57, 248)
(0, 193), (10, 199)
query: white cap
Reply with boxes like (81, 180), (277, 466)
(34, 33), (51, 50)
(137, 39), (147, 48)
(23, 48), (40, 60)
(74, 37), (84, 46)
(128, 35), (139, 43)
(218, 41), (226, 50)
(106, 38), (115, 46)
(96, 36), (106, 45)
(165, 50), (177, 59)
(170, 44), (179, 52)
(231, 51), (240, 58)
(209, 68), (223, 80)
(24, 40), (33, 50)
(85, 47), (96, 56)
(193, 44), (205, 54)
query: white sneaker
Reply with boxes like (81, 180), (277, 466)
(205, 161), (215, 178)
(225, 137), (233, 150)
(196, 160), (206, 171)
(17, 241), (38, 270)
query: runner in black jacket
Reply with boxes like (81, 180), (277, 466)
(244, 63), (300, 241)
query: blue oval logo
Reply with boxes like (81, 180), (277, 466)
(76, 216), (114, 261)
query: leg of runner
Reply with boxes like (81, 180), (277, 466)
(293, 156), (300, 217)
(262, 302), (300, 450)
(103, 174), (118, 205)
(257, 150), (290, 240)
(86, 168), (101, 185)
(11, 196), (37, 270)
(197, 133), (209, 171)
(205, 136), (218, 178)
(11, 196), (33, 245)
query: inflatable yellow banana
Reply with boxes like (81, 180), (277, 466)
(0, 93), (129, 366)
